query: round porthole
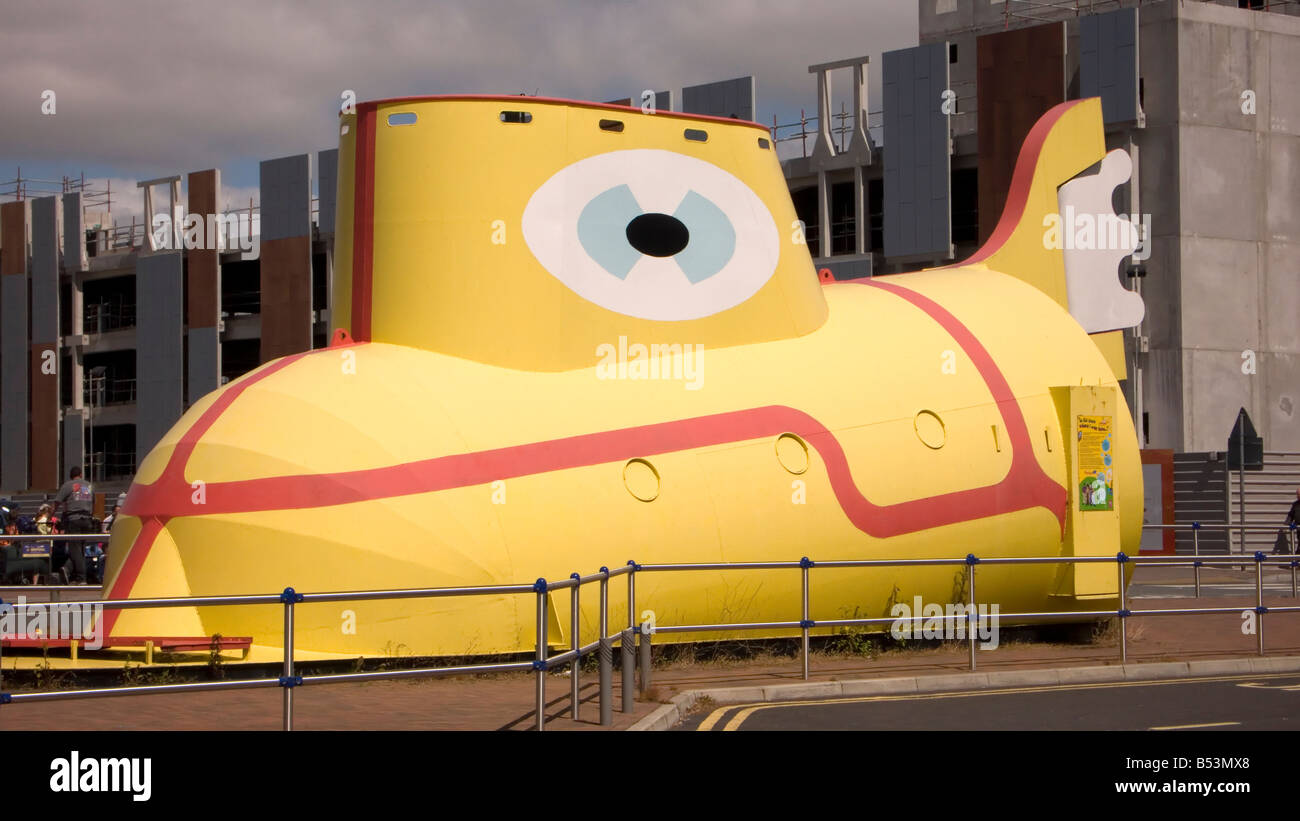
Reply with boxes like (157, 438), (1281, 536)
(913, 410), (946, 450)
(623, 458), (660, 502)
(775, 433), (809, 475)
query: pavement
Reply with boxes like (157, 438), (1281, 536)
(2, 565), (1300, 731)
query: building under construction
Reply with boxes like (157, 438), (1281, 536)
(0, 0), (1296, 549)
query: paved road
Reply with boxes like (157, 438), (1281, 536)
(680, 672), (1300, 731)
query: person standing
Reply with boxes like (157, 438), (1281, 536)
(53, 467), (95, 583)
(1286, 489), (1300, 554)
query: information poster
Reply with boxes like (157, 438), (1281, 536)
(1077, 414), (1114, 512)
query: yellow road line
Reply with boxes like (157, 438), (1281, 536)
(694, 671), (1300, 731)
(1150, 721), (1240, 731)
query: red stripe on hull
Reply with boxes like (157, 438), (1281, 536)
(108, 281), (1067, 627)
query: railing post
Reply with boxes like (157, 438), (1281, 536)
(966, 554), (979, 672)
(623, 561), (636, 710)
(280, 587), (302, 731)
(1292, 524), (1299, 600)
(638, 622), (652, 694)
(1192, 522), (1202, 598)
(1255, 552), (1266, 657)
(534, 578), (548, 732)
(598, 567), (612, 727)
(569, 573), (581, 721)
(621, 627), (635, 713)
(1116, 553), (1128, 664)
(627, 561), (636, 634)
(800, 557), (813, 681)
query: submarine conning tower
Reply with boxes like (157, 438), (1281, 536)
(332, 95), (830, 372)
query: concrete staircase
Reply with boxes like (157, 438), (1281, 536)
(1170, 451), (1299, 555)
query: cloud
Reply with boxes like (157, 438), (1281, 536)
(0, 1), (916, 183)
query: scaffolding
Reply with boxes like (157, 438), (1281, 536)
(770, 102), (886, 160)
(0, 167), (114, 228)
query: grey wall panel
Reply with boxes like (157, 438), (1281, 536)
(1, 273), (28, 490)
(136, 252), (185, 464)
(820, 256), (873, 280)
(62, 409), (85, 481)
(317, 149), (338, 235)
(1081, 7), (1140, 125)
(62, 192), (86, 272)
(260, 154), (312, 242)
(883, 42), (952, 259)
(187, 326), (221, 405)
(30, 197), (59, 345)
(681, 77), (754, 121)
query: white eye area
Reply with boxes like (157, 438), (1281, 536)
(521, 149), (780, 321)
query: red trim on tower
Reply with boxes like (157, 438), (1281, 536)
(357, 93), (771, 131)
(350, 103), (377, 341)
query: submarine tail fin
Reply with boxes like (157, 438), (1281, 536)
(954, 98), (1107, 311)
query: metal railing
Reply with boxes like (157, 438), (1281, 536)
(0, 533), (110, 589)
(0, 563), (641, 732)
(1144, 522), (1299, 596)
(2, 546), (1299, 731)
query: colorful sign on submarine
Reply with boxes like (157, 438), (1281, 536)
(102, 94), (1144, 657)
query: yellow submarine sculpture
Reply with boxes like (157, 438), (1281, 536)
(102, 94), (1143, 657)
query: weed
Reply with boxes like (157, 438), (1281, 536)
(687, 694), (716, 715)
(207, 633), (225, 680)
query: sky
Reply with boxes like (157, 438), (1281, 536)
(0, 0), (918, 225)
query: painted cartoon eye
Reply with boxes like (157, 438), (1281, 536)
(521, 149), (780, 321)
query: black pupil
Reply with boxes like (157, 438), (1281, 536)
(625, 213), (689, 257)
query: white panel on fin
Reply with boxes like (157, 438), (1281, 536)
(1055, 148), (1146, 333)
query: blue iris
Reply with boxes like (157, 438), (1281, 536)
(576, 186), (736, 282)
